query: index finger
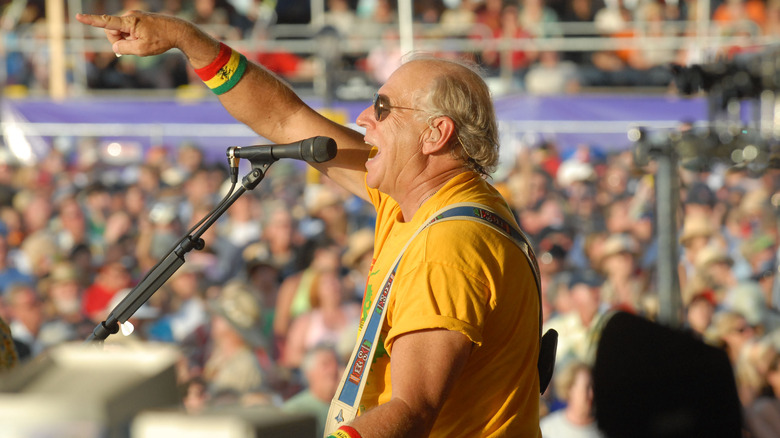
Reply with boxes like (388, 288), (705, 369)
(75, 13), (127, 32)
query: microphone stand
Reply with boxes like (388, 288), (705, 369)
(86, 161), (274, 343)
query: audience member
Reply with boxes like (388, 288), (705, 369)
(282, 344), (342, 437)
(203, 280), (274, 402)
(541, 360), (605, 438)
(282, 269), (360, 368)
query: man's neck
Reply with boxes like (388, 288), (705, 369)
(397, 168), (470, 222)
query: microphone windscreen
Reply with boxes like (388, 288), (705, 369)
(305, 136), (338, 163)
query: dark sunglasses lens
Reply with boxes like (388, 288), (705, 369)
(374, 94), (389, 121)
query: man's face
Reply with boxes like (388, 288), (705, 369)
(357, 62), (432, 197)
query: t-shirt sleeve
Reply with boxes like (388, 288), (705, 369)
(384, 255), (490, 354)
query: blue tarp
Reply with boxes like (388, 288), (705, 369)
(2, 94), (709, 162)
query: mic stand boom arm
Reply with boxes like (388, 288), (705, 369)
(86, 162), (273, 343)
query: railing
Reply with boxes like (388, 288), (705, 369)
(0, 14), (773, 99)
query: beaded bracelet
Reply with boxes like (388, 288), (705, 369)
(327, 425), (362, 438)
(194, 42), (247, 95)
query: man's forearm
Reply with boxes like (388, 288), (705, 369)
(346, 398), (435, 438)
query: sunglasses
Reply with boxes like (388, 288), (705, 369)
(373, 93), (425, 122)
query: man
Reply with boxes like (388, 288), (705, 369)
(283, 344), (343, 438)
(76, 11), (541, 437)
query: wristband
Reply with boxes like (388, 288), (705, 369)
(194, 42), (247, 95)
(328, 425), (362, 438)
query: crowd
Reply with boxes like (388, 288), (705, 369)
(0, 122), (776, 435)
(1, 0), (778, 94)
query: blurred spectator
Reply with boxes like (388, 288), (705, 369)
(712, 0), (766, 33)
(518, 0), (562, 38)
(365, 27), (405, 85)
(610, 1), (678, 85)
(323, 0), (358, 36)
(439, 0), (478, 35)
(684, 181), (718, 218)
(282, 344), (341, 437)
(261, 202), (305, 279)
(5, 283), (45, 359)
(544, 269), (607, 367)
(282, 269), (360, 368)
(745, 348), (780, 438)
(303, 183), (351, 246)
(182, 376), (210, 414)
(219, 190), (262, 248)
(683, 287), (718, 338)
(734, 339), (777, 408)
(81, 261), (132, 323)
(524, 50), (581, 94)
(53, 195), (90, 256)
(475, 3), (535, 80)
(540, 360), (604, 438)
(148, 264), (209, 344)
(678, 214), (716, 290)
(0, 233), (33, 294)
(185, 202), (244, 286)
(273, 236), (343, 353)
(242, 241), (283, 348)
(203, 280), (274, 402)
(724, 282), (780, 337)
(17, 189), (54, 237)
(38, 261), (93, 343)
(597, 233), (651, 315)
(415, 0), (445, 24)
(706, 310), (758, 365)
(693, 243), (738, 299)
(341, 227), (375, 302)
(473, 0), (504, 34)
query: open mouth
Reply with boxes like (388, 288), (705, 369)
(367, 144), (379, 160)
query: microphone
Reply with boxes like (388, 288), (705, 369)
(228, 136), (337, 164)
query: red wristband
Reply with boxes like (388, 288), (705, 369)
(194, 42), (231, 80)
(330, 425), (362, 438)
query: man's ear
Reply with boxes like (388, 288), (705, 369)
(422, 116), (456, 155)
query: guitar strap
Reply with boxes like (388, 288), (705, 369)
(323, 202), (553, 437)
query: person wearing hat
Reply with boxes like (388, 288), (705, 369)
(37, 261), (94, 344)
(683, 181), (717, 219)
(544, 269), (607, 368)
(693, 243), (738, 301)
(678, 213), (715, 292)
(305, 184), (350, 247)
(341, 228), (376, 303)
(243, 240), (282, 349)
(597, 233), (650, 316)
(203, 280), (274, 403)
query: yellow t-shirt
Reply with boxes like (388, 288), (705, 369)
(360, 171), (541, 437)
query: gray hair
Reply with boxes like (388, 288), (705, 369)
(408, 55), (500, 176)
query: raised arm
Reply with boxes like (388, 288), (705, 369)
(75, 11), (371, 201)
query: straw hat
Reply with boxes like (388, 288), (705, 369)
(679, 215), (714, 246)
(306, 185), (342, 216)
(242, 240), (279, 272)
(600, 233), (638, 260)
(342, 228), (375, 269)
(695, 244), (733, 270)
(209, 281), (266, 349)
